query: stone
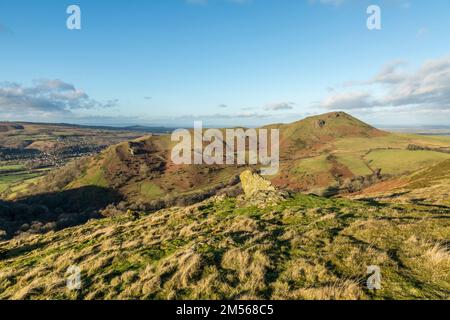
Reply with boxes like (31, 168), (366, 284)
(238, 170), (286, 208)
(240, 170), (276, 197)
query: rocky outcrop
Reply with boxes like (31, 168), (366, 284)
(240, 170), (276, 196)
(238, 170), (286, 208)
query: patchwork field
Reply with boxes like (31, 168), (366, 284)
(0, 165), (46, 195)
(296, 133), (450, 184)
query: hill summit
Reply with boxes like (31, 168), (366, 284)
(14, 111), (450, 213)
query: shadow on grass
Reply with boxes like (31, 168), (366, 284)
(358, 198), (389, 208)
(0, 186), (122, 239)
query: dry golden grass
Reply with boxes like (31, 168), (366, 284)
(0, 193), (449, 300)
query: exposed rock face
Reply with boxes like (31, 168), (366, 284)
(240, 170), (276, 196)
(316, 119), (326, 128)
(238, 170), (286, 208)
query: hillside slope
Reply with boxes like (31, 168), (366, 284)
(0, 189), (448, 300)
(351, 159), (450, 206)
(9, 112), (450, 210)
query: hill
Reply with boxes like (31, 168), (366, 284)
(0, 173), (448, 300)
(9, 112), (450, 210)
(1, 114), (449, 300)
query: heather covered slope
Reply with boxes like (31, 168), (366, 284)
(0, 191), (448, 300)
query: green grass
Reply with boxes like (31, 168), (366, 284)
(334, 133), (450, 152)
(333, 134), (411, 152)
(0, 172), (42, 193)
(0, 164), (25, 172)
(1, 191), (448, 300)
(335, 153), (372, 176)
(365, 150), (450, 175)
(295, 155), (331, 174)
(73, 167), (108, 188)
(140, 182), (163, 197)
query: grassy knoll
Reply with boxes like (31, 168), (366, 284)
(139, 182), (164, 197)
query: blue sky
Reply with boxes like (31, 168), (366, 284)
(1, 0), (450, 127)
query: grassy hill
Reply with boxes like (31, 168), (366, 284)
(6, 111), (450, 212)
(0, 113), (449, 300)
(0, 191), (448, 300)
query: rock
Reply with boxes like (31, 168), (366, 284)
(240, 170), (276, 197)
(316, 120), (326, 128)
(238, 170), (286, 208)
(129, 142), (146, 156)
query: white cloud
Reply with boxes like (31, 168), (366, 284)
(319, 55), (450, 112)
(0, 79), (117, 119)
(264, 102), (296, 111)
(320, 92), (376, 110)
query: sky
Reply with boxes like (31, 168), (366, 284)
(0, 0), (450, 127)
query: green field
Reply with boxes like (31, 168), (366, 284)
(295, 155), (331, 174)
(0, 164), (26, 172)
(70, 166), (108, 188)
(335, 153), (373, 176)
(334, 133), (450, 152)
(365, 150), (450, 175)
(0, 172), (42, 193)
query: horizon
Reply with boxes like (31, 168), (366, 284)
(2, 110), (450, 131)
(1, 1), (450, 302)
(1, 0), (450, 127)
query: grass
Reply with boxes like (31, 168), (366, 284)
(365, 150), (450, 175)
(0, 164), (26, 172)
(286, 133), (450, 181)
(334, 133), (450, 152)
(335, 153), (372, 176)
(140, 182), (163, 197)
(295, 155), (331, 174)
(0, 172), (43, 193)
(71, 166), (108, 188)
(0, 192), (448, 300)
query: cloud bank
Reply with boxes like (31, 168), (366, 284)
(319, 55), (450, 113)
(0, 79), (117, 119)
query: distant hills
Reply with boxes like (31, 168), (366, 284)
(1, 112), (450, 300)
(0, 123), (24, 132)
(16, 112), (450, 210)
(0, 121), (174, 134)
